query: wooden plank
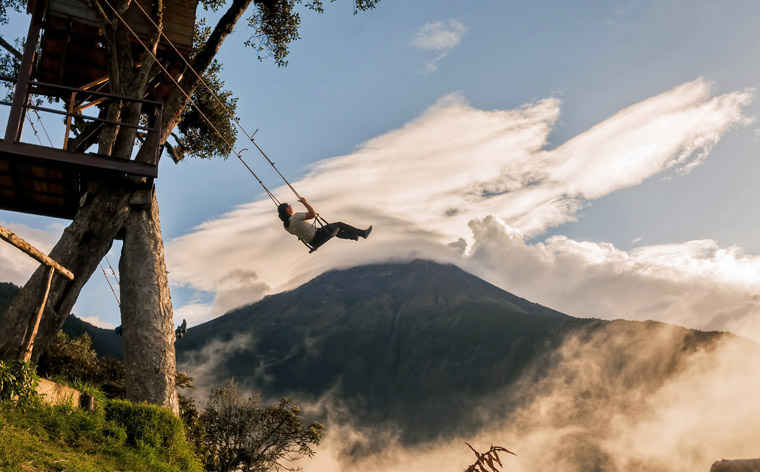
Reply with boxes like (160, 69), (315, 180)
(0, 198), (77, 220)
(0, 141), (158, 178)
(0, 225), (75, 280)
(48, 0), (99, 25)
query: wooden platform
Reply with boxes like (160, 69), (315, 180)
(0, 140), (156, 219)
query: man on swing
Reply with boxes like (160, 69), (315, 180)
(278, 197), (372, 251)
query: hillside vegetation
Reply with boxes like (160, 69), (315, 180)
(0, 397), (201, 472)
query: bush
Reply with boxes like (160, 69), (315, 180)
(198, 382), (324, 472)
(38, 332), (126, 397)
(0, 360), (39, 406)
(0, 396), (202, 472)
(105, 399), (201, 471)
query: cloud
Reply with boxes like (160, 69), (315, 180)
(167, 79), (754, 334)
(77, 315), (115, 330)
(0, 221), (61, 285)
(463, 217), (760, 342)
(411, 20), (467, 72)
(177, 333), (255, 399)
(297, 330), (760, 472)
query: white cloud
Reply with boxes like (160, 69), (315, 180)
(167, 79), (757, 339)
(411, 20), (467, 72)
(412, 20), (467, 51)
(463, 217), (760, 341)
(78, 315), (115, 330)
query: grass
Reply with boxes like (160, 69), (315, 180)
(0, 397), (202, 472)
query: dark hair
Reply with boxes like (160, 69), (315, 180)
(277, 203), (291, 228)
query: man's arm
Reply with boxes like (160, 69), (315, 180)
(299, 197), (317, 220)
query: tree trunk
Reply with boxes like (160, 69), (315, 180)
(120, 189), (178, 413)
(0, 182), (132, 360)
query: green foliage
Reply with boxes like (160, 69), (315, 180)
(38, 332), (98, 381)
(0, 360), (39, 406)
(245, 0), (381, 66)
(0, 0), (23, 25)
(37, 331), (126, 398)
(106, 399), (183, 448)
(105, 399), (201, 470)
(0, 397), (203, 472)
(167, 21), (238, 162)
(197, 382), (323, 472)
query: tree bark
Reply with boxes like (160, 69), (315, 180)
(0, 0), (253, 415)
(120, 189), (178, 413)
(0, 183), (132, 360)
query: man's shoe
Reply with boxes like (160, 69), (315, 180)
(362, 226), (373, 239)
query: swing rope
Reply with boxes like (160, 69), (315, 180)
(128, 0), (310, 210)
(100, 0), (281, 207)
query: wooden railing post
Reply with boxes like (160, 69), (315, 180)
(3, 3), (43, 143)
(63, 91), (77, 150)
(22, 266), (55, 362)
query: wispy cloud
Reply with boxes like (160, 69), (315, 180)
(411, 19), (467, 72)
(166, 79), (757, 339)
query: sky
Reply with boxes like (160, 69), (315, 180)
(2, 0), (760, 342)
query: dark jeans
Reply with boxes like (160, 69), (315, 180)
(311, 222), (363, 247)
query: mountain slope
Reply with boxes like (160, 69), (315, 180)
(175, 260), (728, 443)
(3, 261), (732, 446)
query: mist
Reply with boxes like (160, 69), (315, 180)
(292, 326), (760, 472)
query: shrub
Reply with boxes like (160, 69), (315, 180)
(0, 360), (39, 406)
(199, 382), (324, 472)
(105, 399), (202, 471)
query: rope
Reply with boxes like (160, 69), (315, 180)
(99, 0), (280, 207)
(126, 0), (306, 204)
(99, 262), (121, 306)
(25, 113), (43, 145)
(32, 108), (54, 146)
(104, 253), (119, 282)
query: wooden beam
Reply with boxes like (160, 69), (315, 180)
(4, 3), (43, 142)
(0, 36), (22, 60)
(22, 266), (55, 362)
(0, 225), (75, 280)
(80, 77), (110, 91)
(0, 141), (158, 178)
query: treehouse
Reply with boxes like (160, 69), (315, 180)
(0, 0), (198, 219)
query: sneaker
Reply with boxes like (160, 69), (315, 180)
(362, 226), (373, 239)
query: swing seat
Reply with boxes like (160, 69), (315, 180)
(303, 226), (338, 253)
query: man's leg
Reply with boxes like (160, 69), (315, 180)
(330, 222), (367, 240)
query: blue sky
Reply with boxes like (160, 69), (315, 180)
(2, 0), (760, 338)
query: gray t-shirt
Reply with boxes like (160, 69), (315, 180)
(286, 212), (316, 243)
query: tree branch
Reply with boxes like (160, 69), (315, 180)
(0, 35), (21, 60)
(134, 0), (253, 164)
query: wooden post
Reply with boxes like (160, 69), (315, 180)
(0, 225), (75, 280)
(4, 3), (43, 143)
(63, 92), (77, 150)
(22, 266), (54, 362)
